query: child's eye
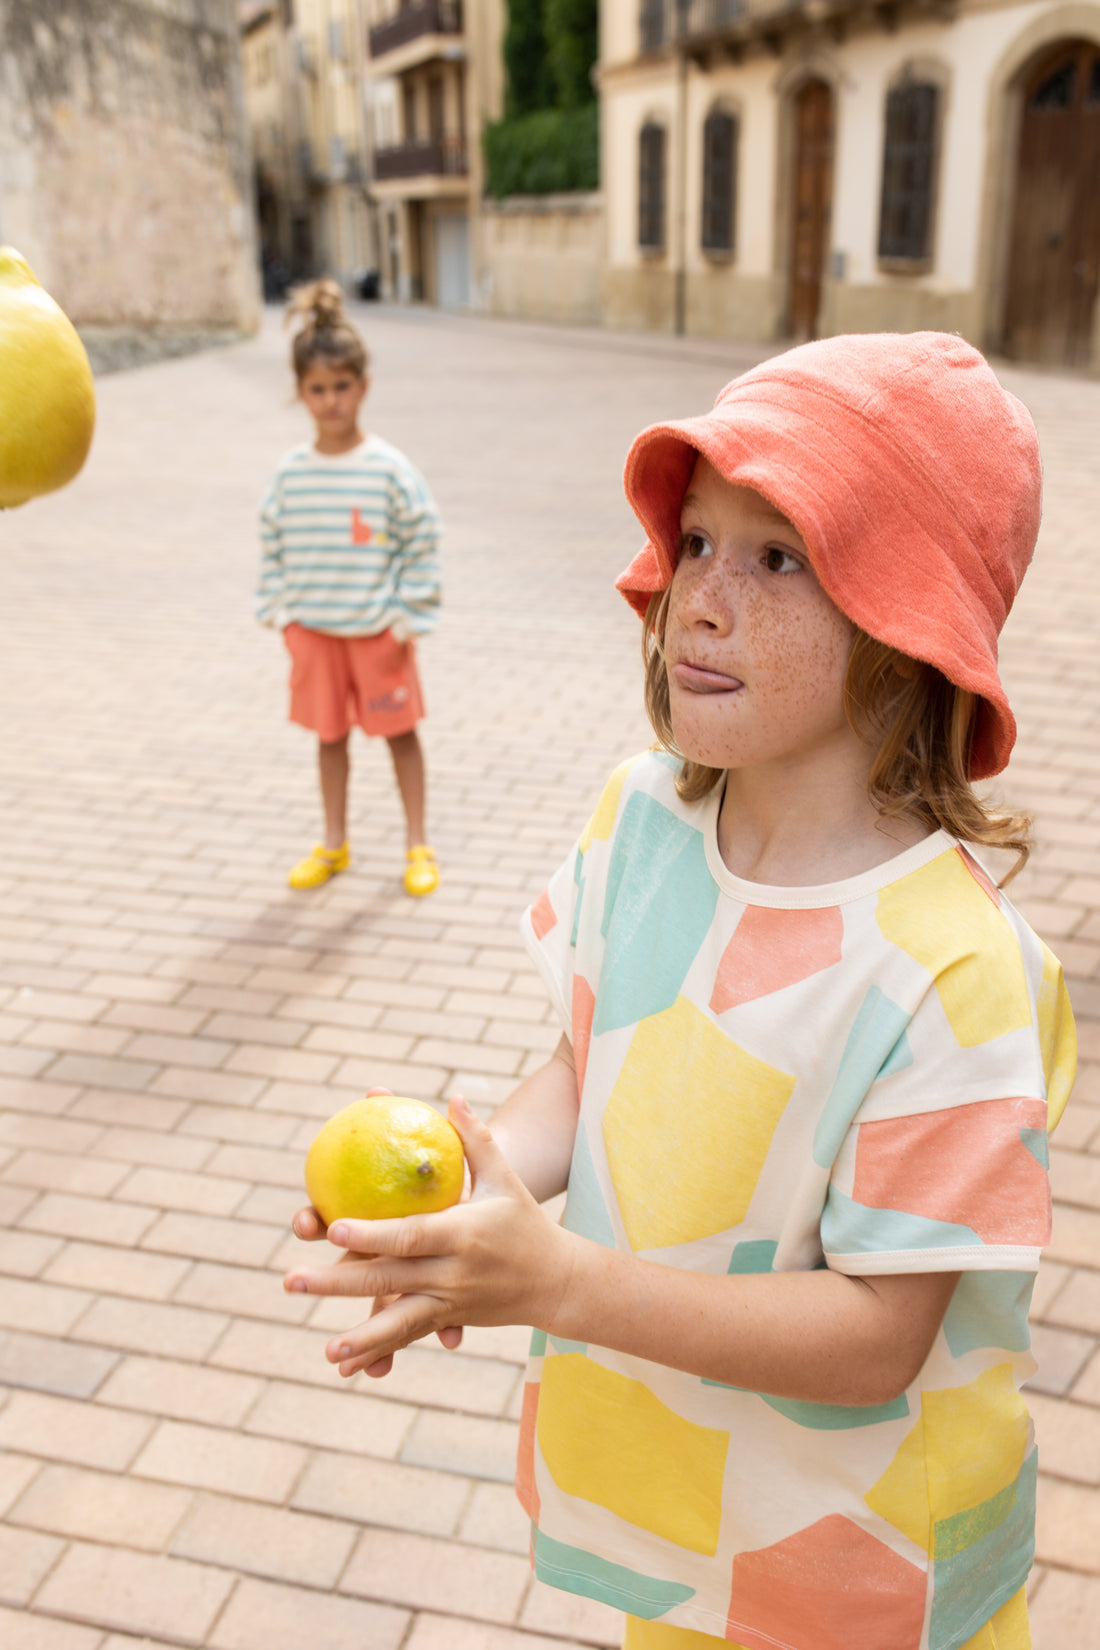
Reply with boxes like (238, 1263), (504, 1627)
(764, 547), (803, 573)
(680, 531), (713, 560)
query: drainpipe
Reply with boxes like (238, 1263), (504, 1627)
(674, 44), (688, 335)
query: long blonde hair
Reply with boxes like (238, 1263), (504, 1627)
(641, 590), (1031, 884)
(285, 278), (369, 380)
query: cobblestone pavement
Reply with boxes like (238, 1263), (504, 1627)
(1, 307), (1098, 1650)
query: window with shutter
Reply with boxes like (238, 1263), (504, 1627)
(877, 81), (939, 264)
(639, 122), (667, 251)
(701, 110), (737, 253)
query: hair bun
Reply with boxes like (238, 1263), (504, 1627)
(286, 277), (347, 332)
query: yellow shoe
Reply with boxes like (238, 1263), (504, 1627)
(403, 844), (439, 897)
(288, 842), (350, 890)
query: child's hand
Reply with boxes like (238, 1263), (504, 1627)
(288, 1084), (465, 1370)
(283, 1096), (575, 1379)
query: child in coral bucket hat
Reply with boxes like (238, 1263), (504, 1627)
(287, 333), (1076, 1650)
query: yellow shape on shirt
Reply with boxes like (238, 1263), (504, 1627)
(865, 1364), (1030, 1553)
(603, 994), (795, 1252)
(876, 853), (1031, 1048)
(1037, 939), (1076, 1131)
(578, 754), (643, 854)
(537, 1352), (729, 1555)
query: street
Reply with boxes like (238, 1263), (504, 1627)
(0, 306), (1098, 1649)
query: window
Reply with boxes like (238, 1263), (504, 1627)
(639, 122), (667, 251)
(701, 110), (737, 253)
(640, 0), (666, 53)
(878, 80), (939, 263)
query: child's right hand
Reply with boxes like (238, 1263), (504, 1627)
(289, 1086), (464, 1372)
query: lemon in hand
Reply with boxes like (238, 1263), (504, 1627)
(0, 246), (96, 509)
(305, 1094), (465, 1225)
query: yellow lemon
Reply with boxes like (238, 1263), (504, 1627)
(0, 246), (96, 509)
(305, 1094), (465, 1224)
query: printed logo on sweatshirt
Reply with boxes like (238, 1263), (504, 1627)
(351, 508), (373, 545)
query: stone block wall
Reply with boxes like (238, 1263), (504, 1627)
(0, 0), (259, 331)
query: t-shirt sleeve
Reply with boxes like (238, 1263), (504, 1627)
(821, 1092), (1052, 1275)
(521, 839), (584, 1039)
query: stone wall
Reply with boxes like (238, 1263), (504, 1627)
(0, 0), (259, 331)
(480, 193), (604, 326)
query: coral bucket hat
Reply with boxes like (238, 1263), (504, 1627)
(617, 331), (1042, 779)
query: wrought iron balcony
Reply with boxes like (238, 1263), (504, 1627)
(369, 0), (463, 61)
(372, 137), (468, 180)
(640, 0), (814, 53)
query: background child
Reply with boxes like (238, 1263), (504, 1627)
(256, 279), (442, 895)
(287, 333), (1076, 1650)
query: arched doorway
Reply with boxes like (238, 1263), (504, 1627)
(789, 79), (835, 339)
(1003, 39), (1100, 367)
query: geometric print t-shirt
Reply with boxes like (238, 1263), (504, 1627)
(516, 751), (1076, 1650)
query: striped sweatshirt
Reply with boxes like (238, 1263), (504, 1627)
(256, 435), (441, 638)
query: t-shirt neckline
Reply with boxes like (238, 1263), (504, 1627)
(700, 778), (958, 909)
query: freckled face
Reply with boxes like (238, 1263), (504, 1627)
(664, 458), (858, 775)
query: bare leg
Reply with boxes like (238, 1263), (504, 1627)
(387, 729), (426, 848)
(318, 736), (350, 849)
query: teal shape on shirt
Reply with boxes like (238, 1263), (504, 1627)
(756, 1391), (910, 1429)
(821, 1188), (983, 1258)
(549, 1335), (589, 1355)
(728, 1239), (778, 1275)
(942, 1272), (1035, 1358)
(700, 1374), (909, 1428)
(529, 1328), (548, 1357)
(813, 986), (913, 1166)
(562, 1122), (618, 1250)
(571, 847), (584, 948)
(879, 1028), (913, 1078)
(928, 1449), (1036, 1650)
(594, 793), (717, 1037)
(1019, 1127), (1048, 1168)
(531, 1526), (696, 1619)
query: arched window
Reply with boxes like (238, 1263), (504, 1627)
(639, 122), (667, 251)
(701, 109), (737, 253)
(878, 79), (940, 263)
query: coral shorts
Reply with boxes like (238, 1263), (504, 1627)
(283, 623), (424, 742)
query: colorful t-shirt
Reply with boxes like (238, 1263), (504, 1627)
(256, 434), (441, 638)
(517, 751), (1076, 1650)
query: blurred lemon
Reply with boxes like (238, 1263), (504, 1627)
(305, 1094), (464, 1224)
(0, 246), (96, 509)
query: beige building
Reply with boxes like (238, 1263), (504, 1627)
(598, 0), (1100, 369)
(363, 0), (506, 303)
(0, 0), (258, 332)
(241, 0), (378, 288)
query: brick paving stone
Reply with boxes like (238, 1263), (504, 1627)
(3, 313), (1099, 1649)
(340, 1526), (530, 1621)
(0, 1523), (66, 1605)
(8, 1462), (193, 1551)
(0, 1392), (154, 1470)
(130, 1418), (307, 1503)
(34, 1542), (235, 1644)
(291, 1450), (472, 1535)
(0, 1602), (104, 1650)
(97, 1355), (264, 1427)
(0, 1331), (120, 1401)
(169, 1492), (358, 1587)
(243, 1377), (417, 1457)
(207, 1575), (409, 1650)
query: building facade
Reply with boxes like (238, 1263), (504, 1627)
(363, 0), (505, 304)
(599, 0), (1100, 369)
(241, 0), (379, 290)
(0, 0), (258, 332)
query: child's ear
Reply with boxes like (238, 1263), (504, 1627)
(892, 654), (920, 681)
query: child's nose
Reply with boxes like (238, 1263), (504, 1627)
(681, 561), (737, 629)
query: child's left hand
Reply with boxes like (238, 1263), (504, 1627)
(283, 1096), (575, 1379)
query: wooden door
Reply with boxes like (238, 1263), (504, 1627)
(790, 79), (835, 339)
(1004, 40), (1100, 367)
